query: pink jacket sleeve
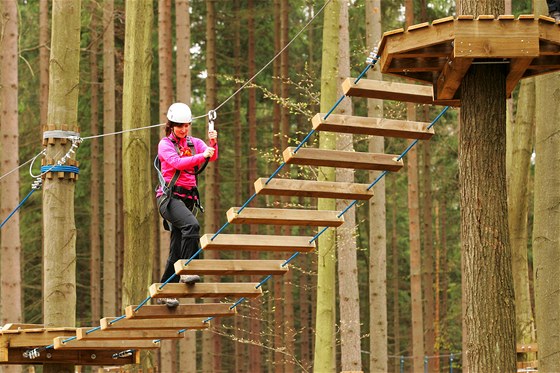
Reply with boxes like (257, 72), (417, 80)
(158, 137), (218, 171)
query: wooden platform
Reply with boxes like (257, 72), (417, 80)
(375, 15), (560, 104)
(200, 233), (316, 252)
(174, 259), (289, 276)
(311, 113), (435, 140)
(226, 207), (344, 227)
(254, 178), (375, 200)
(149, 282), (262, 299)
(283, 147), (403, 172)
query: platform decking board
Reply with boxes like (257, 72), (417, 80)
(76, 328), (184, 341)
(283, 147), (403, 172)
(312, 113), (434, 139)
(100, 317), (208, 330)
(539, 23), (560, 44)
(200, 233), (316, 253)
(149, 282), (262, 299)
(435, 56), (473, 100)
(125, 304), (235, 319)
(175, 259), (289, 275)
(379, 21), (455, 57)
(226, 207), (344, 227)
(53, 337), (160, 350)
(497, 15), (515, 20)
(0, 347), (138, 365)
(342, 78), (435, 104)
(254, 178), (375, 200)
(407, 22), (430, 31)
(431, 16), (455, 25)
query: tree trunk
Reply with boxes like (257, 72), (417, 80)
(0, 2), (22, 373)
(313, 1), (339, 371)
(42, 1), (81, 372)
(506, 79), (536, 348)
(89, 2), (102, 325)
(533, 0), (560, 367)
(365, 1), (388, 371)
(121, 1), (155, 370)
(391, 181), (400, 373)
(102, 0), (118, 321)
(39, 0), (49, 131)
(336, 1), (361, 371)
(457, 4), (516, 371)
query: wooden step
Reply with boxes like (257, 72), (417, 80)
(125, 303), (236, 319)
(53, 337), (160, 350)
(0, 328), (76, 347)
(175, 259), (289, 276)
(311, 113), (434, 140)
(283, 147), (403, 172)
(149, 282), (262, 299)
(254, 178), (374, 200)
(226, 207), (344, 227)
(76, 328), (184, 341)
(0, 347), (138, 365)
(200, 233), (316, 253)
(342, 78), (435, 104)
(100, 317), (208, 331)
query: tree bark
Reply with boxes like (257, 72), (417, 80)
(39, 0), (49, 132)
(365, 1), (388, 372)
(121, 0), (155, 370)
(0, 2), (22, 372)
(313, 1), (339, 371)
(42, 1), (81, 372)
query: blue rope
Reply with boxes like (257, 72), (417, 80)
(86, 326), (101, 335)
(0, 189), (36, 230)
(256, 275), (272, 289)
(40, 165), (80, 174)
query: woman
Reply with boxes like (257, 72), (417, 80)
(156, 102), (218, 307)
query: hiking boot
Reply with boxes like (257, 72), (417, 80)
(156, 297), (180, 308)
(550, 11), (560, 22)
(180, 274), (201, 284)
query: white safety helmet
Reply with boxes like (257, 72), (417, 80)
(166, 103), (192, 123)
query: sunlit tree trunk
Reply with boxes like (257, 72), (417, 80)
(458, 1), (516, 371)
(0, 2), (22, 373)
(121, 1), (155, 370)
(365, 0), (388, 371)
(42, 1), (81, 372)
(313, 1), (339, 371)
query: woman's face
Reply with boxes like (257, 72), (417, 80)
(173, 123), (191, 139)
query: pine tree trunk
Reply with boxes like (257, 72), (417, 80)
(121, 1), (155, 370)
(42, 1), (81, 372)
(365, 1), (388, 371)
(533, 0), (560, 366)
(391, 182), (400, 373)
(89, 2), (102, 324)
(457, 4), (516, 370)
(102, 0), (118, 320)
(313, 1), (339, 371)
(336, 1), (361, 371)
(507, 79), (536, 349)
(39, 0), (49, 130)
(0, 2), (22, 373)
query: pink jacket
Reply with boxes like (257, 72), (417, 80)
(156, 134), (218, 197)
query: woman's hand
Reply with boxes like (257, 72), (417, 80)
(208, 130), (218, 146)
(203, 147), (215, 158)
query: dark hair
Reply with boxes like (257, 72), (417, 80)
(165, 120), (180, 136)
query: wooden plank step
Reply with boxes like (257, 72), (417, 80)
(341, 78), (434, 104)
(226, 207), (344, 227)
(125, 303), (236, 319)
(283, 147), (403, 172)
(1, 324), (44, 331)
(311, 113), (434, 140)
(76, 328), (184, 341)
(149, 283), (262, 299)
(0, 329), (77, 348)
(175, 259), (289, 276)
(0, 347), (138, 365)
(200, 233), (316, 252)
(53, 337), (160, 350)
(254, 178), (374, 200)
(100, 317), (209, 330)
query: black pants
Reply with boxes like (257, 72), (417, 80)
(549, 0), (560, 12)
(158, 196), (200, 283)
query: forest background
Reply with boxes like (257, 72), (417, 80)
(0, 0), (545, 372)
